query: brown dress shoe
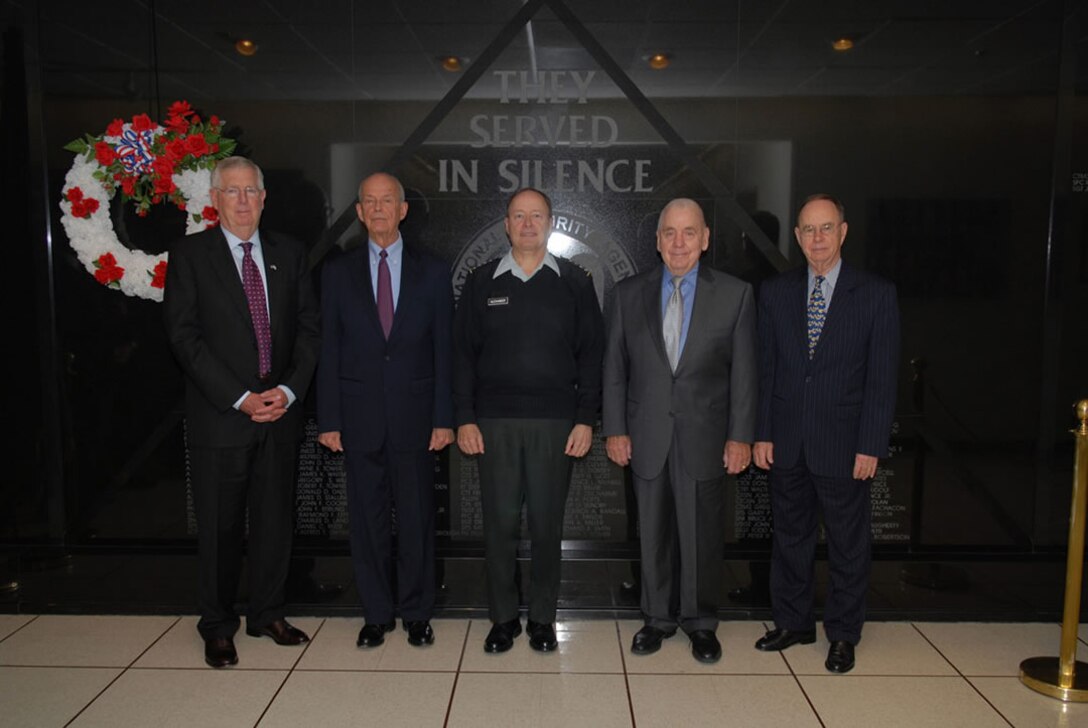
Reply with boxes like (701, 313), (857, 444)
(204, 636), (238, 668)
(246, 619), (310, 645)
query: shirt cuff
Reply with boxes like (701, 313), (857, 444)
(280, 386), (297, 408)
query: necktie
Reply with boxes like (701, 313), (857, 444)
(807, 274), (827, 358)
(663, 275), (683, 372)
(377, 249), (394, 339)
(240, 242), (272, 378)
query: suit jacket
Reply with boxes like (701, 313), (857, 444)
(316, 243), (453, 452)
(603, 264), (758, 481)
(755, 262), (900, 478)
(163, 227), (320, 448)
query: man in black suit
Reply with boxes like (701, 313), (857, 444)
(316, 172), (453, 648)
(164, 156), (320, 668)
(752, 193), (899, 673)
(602, 198), (757, 663)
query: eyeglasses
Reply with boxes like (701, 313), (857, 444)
(216, 186), (262, 199)
(799, 222), (839, 238)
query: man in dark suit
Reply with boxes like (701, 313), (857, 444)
(752, 193), (899, 674)
(316, 172), (453, 649)
(164, 156), (319, 668)
(603, 198), (757, 664)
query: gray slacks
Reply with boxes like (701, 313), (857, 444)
(633, 439), (725, 634)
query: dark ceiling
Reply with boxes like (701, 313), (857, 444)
(9, 0), (1087, 101)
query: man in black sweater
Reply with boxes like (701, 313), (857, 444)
(454, 188), (604, 654)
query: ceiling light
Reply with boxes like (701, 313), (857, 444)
(441, 56), (463, 72)
(648, 53), (670, 70)
(235, 39), (258, 57)
(832, 37), (854, 52)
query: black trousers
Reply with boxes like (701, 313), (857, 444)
(477, 418), (573, 625)
(769, 454), (872, 644)
(345, 442), (435, 624)
(190, 429), (298, 639)
(633, 440), (725, 634)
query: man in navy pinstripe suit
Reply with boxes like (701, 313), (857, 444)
(752, 194), (899, 674)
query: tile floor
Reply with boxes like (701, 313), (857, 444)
(1, 615), (1087, 727)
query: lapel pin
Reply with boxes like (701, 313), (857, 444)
(270, 264), (278, 271)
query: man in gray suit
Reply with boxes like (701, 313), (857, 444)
(603, 198), (757, 663)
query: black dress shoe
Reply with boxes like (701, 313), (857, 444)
(404, 620), (435, 646)
(526, 621), (557, 652)
(246, 619), (310, 645)
(357, 621), (396, 647)
(484, 618), (522, 653)
(689, 630), (722, 663)
(754, 627), (817, 652)
(631, 625), (675, 655)
(204, 636), (238, 668)
(825, 640), (855, 673)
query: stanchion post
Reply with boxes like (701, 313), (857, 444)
(1019, 400), (1088, 702)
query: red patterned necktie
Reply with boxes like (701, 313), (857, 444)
(240, 242), (272, 378)
(377, 249), (393, 339)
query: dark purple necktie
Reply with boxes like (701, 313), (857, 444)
(240, 242), (272, 378)
(377, 249), (393, 339)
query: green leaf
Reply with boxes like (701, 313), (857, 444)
(63, 139), (88, 154)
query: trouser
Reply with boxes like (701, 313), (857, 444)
(477, 418), (573, 624)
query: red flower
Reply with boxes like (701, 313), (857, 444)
(185, 135), (209, 157)
(167, 100), (193, 119)
(93, 252), (123, 285)
(136, 208), (148, 217)
(152, 157), (176, 180)
(165, 115), (189, 134)
(68, 193), (100, 219)
(94, 140), (118, 166)
(191, 114), (201, 124)
(149, 260), (168, 289)
(165, 137), (188, 161)
(209, 115), (220, 127)
(131, 113), (155, 132)
(152, 176), (176, 195)
(120, 176), (137, 195)
(105, 118), (124, 137)
(202, 205), (218, 222)
(211, 143), (220, 153)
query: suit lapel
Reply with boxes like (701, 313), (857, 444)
(351, 246), (385, 341)
(388, 246), (421, 342)
(815, 262), (855, 356)
(790, 266), (809, 358)
(208, 229), (253, 331)
(641, 267), (669, 367)
(260, 230), (286, 339)
(675, 265), (715, 373)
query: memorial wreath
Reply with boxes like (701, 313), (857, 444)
(60, 100), (236, 302)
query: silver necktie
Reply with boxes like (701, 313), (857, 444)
(663, 275), (683, 372)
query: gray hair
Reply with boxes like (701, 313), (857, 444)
(357, 172), (405, 204)
(211, 156), (265, 190)
(657, 198), (707, 231)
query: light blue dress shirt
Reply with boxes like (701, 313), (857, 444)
(807, 259), (842, 309)
(493, 250), (561, 281)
